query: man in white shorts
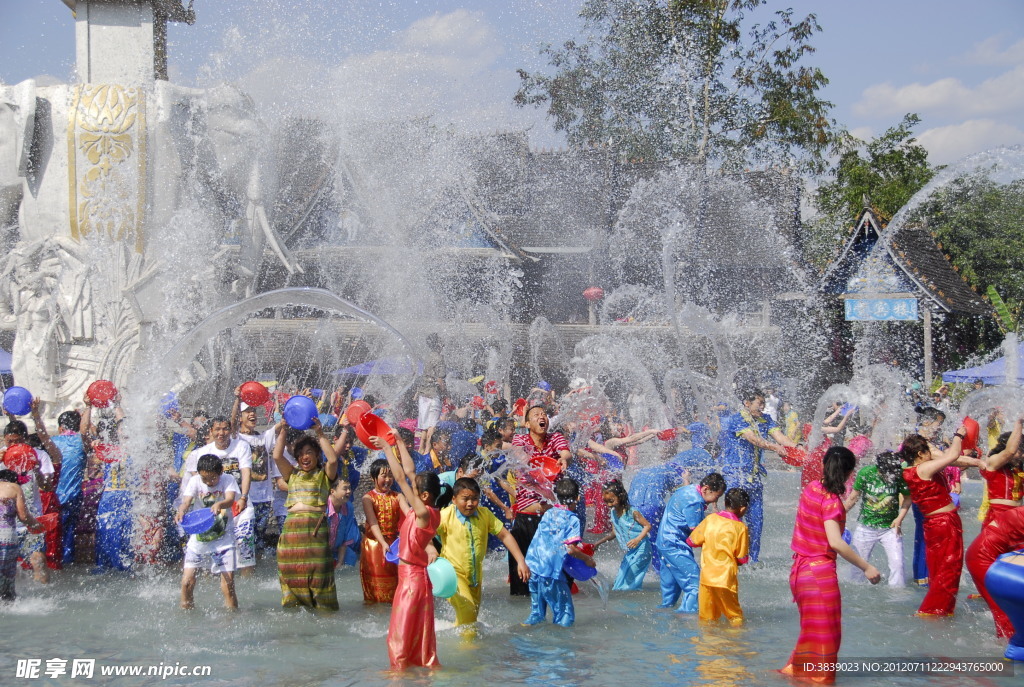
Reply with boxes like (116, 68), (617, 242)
(176, 454), (239, 609)
(416, 332), (447, 451)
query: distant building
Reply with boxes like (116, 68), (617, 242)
(248, 123), (815, 389)
(819, 205), (992, 383)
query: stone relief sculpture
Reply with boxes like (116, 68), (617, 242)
(0, 75), (299, 408)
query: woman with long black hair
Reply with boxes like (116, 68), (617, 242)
(782, 446), (880, 684)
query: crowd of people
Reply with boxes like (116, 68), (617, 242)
(0, 367), (1022, 680)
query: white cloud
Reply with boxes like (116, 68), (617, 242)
(964, 35), (1024, 66)
(323, 11), (549, 137)
(853, 63), (1024, 119)
(917, 119), (1024, 165)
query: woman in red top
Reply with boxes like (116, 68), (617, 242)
(900, 431), (981, 617)
(782, 446), (880, 684)
(371, 434), (444, 671)
(978, 418), (1024, 527)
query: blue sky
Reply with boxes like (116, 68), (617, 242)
(2, 0), (1022, 165)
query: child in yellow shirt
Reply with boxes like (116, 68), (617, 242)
(686, 487), (750, 626)
(437, 477), (530, 628)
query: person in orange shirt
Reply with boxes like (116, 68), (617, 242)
(686, 488), (750, 626)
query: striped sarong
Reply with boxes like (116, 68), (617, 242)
(786, 555), (841, 684)
(277, 511), (338, 610)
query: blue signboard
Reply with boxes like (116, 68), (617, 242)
(844, 298), (918, 321)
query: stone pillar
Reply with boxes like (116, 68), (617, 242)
(67, 0), (195, 83)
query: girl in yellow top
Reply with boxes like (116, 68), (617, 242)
(437, 476), (530, 628)
(686, 488), (750, 626)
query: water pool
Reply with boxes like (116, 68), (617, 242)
(1, 472), (1016, 686)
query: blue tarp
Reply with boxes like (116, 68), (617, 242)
(332, 356), (423, 376)
(942, 342), (1024, 385)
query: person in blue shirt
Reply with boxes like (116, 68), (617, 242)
(656, 473), (726, 611)
(627, 450), (689, 569)
(673, 422), (715, 479)
(522, 477), (595, 627)
(719, 388), (797, 563)
(52, 411), (85, 565)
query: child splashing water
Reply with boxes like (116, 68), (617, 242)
(369, 434), (442, 671)
(522, 477), (595, 628)
(175, 455), (239, 610)
(592, 479), (652, 591)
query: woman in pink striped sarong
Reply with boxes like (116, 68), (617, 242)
(781, 446), (881, 684)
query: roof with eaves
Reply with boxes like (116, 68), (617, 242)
(820, 206), (992, 316)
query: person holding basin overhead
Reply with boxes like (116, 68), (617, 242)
(272, 416), (339, 610)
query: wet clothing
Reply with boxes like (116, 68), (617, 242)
(688, 511), (748, 624)
(627, 457), (687, 569)
(904, 466), (962, 616)
(0, 498), (19, 600)
(277, 467), (336, 610)
(388, 507), (441, 670)
(721, 409), (776, 562)
(786, 480), (846, 683)
(523, 505), (582, 627)
(656, 484), (707, 612)
(609, 506), (652, 591)
(361, 490), (401, 603)
(965, 505), (1024, 638)
(437, 505), (505, 625)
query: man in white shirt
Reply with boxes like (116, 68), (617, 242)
(181, 417), (252, 569)
(231, 395), (278, 569)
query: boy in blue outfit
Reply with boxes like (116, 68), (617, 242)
(656, 472), (726, 612)
(522, 477), (595, 627)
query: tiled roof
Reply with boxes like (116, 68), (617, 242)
(820, 207), (992, 315)
(887, 224), (992, 315)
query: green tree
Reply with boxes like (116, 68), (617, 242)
(514, 0), (835, 171)
(803, 114), (937, 271)
(913, 175), (1024, 330)
(815, 113), (936, 222)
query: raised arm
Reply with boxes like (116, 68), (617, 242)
(916, 429), (968, 481)
(315, 419), (338, 481)
(80, 394), (95, 453)
(29, 399), (61, 464)
(272, 421), (293, 483)
(371, 436), (428, 525)
(605, 429), (660, 450)
(230, 386), (242, 435)
(981, 417), (1023, 471)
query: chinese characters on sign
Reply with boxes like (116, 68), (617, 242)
(844, 298), (919, 322)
